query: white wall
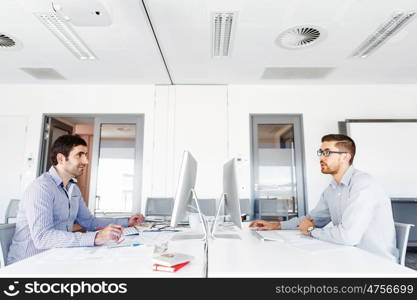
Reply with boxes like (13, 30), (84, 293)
(0, 85), (155, 216)
(228, 85), (417, 210)
(1, 84), (417, 217)
(0, 116), (28, 222)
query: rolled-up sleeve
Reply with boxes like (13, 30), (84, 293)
(281, 193), (331, 230)
(75, 195), (128, 230)
(309, 193), (332, 228)
(311, 177), (376, 246)
(25, 183), (97, 249)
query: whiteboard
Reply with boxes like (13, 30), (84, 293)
(347, 121), (417, 198)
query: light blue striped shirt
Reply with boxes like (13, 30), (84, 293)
(281, 166), (399, 262)
(7, 167), (128, 265)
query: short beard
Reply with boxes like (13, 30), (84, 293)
(321, 167), (337, 175)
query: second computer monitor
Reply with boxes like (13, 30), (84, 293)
(223, 158), (243, 229)
(170, 151), (198, 228)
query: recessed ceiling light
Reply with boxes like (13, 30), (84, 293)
(35, 12), (97, 60)
(212, 12), (237, 57)
(352, 11), (416, 58)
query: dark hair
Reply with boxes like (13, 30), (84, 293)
(321, 134), (356, 165)
(50, 134), (87, 166)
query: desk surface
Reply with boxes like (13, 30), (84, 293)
(208, 224), (417, 277)
(1, 224), (416, 277)
(0, 235), (206, 278)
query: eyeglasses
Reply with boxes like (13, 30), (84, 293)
(317, 149), (348, 157)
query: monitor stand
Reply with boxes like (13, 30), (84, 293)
(171, 188), (209, 241)
(210, 193), (241, 240)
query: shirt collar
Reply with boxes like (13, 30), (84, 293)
(48, 166), (77, 187)
(330, 165), (355, 188)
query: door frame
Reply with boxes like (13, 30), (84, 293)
(38, 116), (74, 176)
(88, 115), (145, 216)
(250, 114), (307, 218)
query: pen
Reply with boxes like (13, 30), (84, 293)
(95, 227), (104, 230)
(143, 229), (182, 232)
(108, 243), (141, 248)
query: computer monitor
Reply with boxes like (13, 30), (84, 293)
(170, 151), (209, 240)
(211, 158), (243, 237)
(170, 150), (197, 227)
(222, 158), (243, 229)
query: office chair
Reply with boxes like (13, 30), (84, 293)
(239, 198), (251, 214)
(0, 223), (16, 268)
(259, 198), (289, 220)
(395, 222), (414, 266)
(145, 197), (174, 217)
(196, 199), (216, 216)
(5, 199), (20, 224)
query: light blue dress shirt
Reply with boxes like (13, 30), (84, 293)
(7, 167), (128, 265)
(281, 166), (399, 262)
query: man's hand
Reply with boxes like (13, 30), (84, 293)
(298, 217), (315, 236)
(94, 224), (123, 246)
(128, 213), (145, 227)
(249, 220), (281, 231)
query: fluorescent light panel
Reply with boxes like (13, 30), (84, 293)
(353, 11), (416, 58)
(212, 12), (235, 57)
(35, 12), (97, 60)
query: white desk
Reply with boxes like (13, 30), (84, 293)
(0, 236), (206, 278)
(208, 224), (417, 277)
(1, 224), (416, 277)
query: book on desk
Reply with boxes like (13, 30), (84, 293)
(152, 252), (194, 273)
(152, 261), (190, 273)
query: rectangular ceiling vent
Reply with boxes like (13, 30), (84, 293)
(352, 11), (416, 58)
(35, 12), (97, 60)
(212, 12), (236, 57)
(261, 67), (334, 80)
(20, 68), (66, 80)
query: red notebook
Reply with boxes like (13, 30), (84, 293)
(152, 261), (190, 273)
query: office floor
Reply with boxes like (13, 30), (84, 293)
(405, 248), (417, 270)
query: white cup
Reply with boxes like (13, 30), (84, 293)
(188, 213), (202, 232)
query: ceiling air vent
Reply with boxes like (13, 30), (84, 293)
(0, 33), (22, 50)
(20, 68), (66, 80)
(261, 67), (334, 80)
(277, 26), (324, 49)
(212, 12), (237, 57)
(0, 34), (15, 48)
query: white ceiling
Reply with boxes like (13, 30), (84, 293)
(1, 0), (417, 84)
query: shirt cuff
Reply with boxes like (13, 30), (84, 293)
(116, 218), (129, 227)
(310, 228), (322, 239)
(80, 231), (99, 247)
(280, 217), (301, 230)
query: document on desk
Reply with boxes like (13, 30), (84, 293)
(283, 233), (342, 254)
(34, 247), (108, 263)
(251, 230), (286, 242)
(137, 231), (175, 245)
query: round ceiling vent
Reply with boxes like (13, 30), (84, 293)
(0, 33), (22, 50)
(277, 26), (324, 49)
(0, 34), (16, 48)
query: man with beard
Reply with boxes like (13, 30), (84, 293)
(250, 134), (398, 262)
(8, 134), (144, 264)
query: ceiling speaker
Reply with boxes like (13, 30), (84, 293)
(52, 0), (112, 26)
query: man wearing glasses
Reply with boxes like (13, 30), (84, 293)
(250, 134), (398, 262)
